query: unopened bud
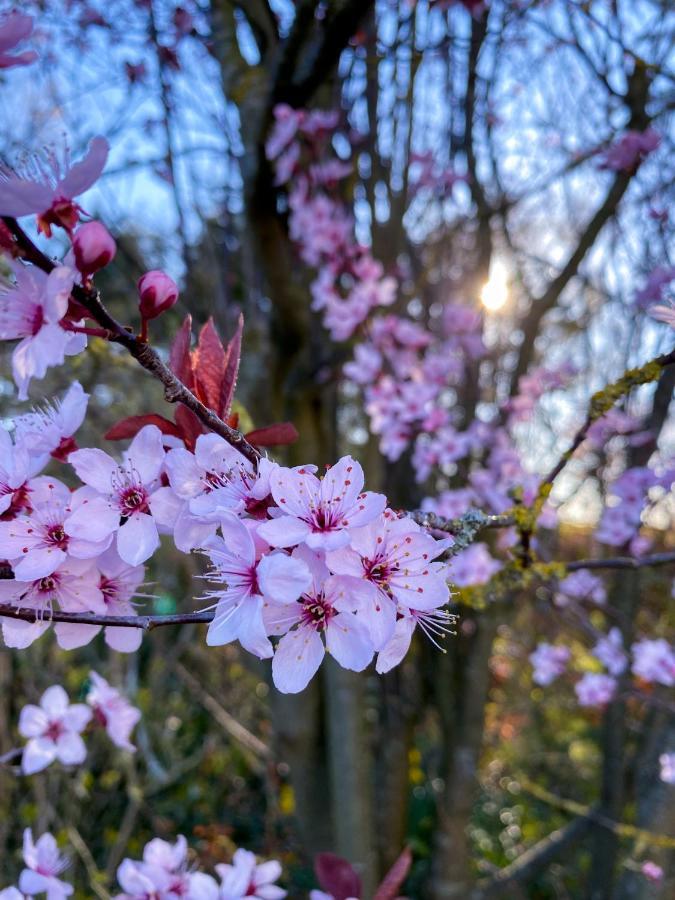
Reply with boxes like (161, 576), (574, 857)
(138, 270), (179, 320)
(73, 221), (116, 275)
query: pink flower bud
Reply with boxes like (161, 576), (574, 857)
(73, 222), (116, 275)
(138, 270), (179, 320)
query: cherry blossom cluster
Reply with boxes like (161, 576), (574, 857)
(0, 384), (147, 652)
(0, 831), (411, 899)
(594, 465), (674, 549)
(529, 631), (675, 708)
(0, 832), (286, 900)
(16, 673), (140, 775)
(266, 104), (397, 341)
(190, 451), (456, 691)
(115, 838), (285, 900)
(0, 378), (455, 687)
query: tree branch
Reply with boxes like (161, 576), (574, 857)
(1, 217), (261, 467)
(477, 814), (594, 897)
(1, 554), (672, 633)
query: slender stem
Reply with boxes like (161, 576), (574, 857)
(539, 348), (675, 492)
(0, 604), (214, 630)
(62, 322), (111, 338)
(566, 552), (675, 572)
(1, 216), (261, 467)
(0, 554), (672, 632)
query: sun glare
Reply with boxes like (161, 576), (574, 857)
(481, 261), (509, 311)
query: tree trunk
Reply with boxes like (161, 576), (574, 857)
(432, 608), (498, 899)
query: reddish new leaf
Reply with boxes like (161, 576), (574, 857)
(105, 414), (182, 442)
(314, 853), (362, 900)
(218, 312), (243, 419)
(245, 422), (299, 447)
(169, 314), (195, 390)
(194, 317), (226, 412)
(372, 848), (412, 900)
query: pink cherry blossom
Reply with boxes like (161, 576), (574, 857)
(375, 606), (458, 674)
(51, 550), (143, 652)
(593, 628), (627, 676)
(114, 859), (159, 900)
(659, 752), (675, 784)
(0, 136), (108, 236)
(18, 685), (91, 775)
(0, 12), (37, 69)
(116, 836), (193, 899)
(66, 425), (167, 565)
(555, 569), (606, 606)
(631, 638), (675, 686)
(161, 434), (274, 551)
(598, 128), (660, 172)
(0, 477), (110, 580)
(86, 672), (141, 752)
(13, 381), (89, 462)
(202, 513), (311, 658)
(266, 546), (374, 693)
(19, 829), (73, 899)
(635, 266), (675, 309)
(258, 455), (386, 551)
(215, 848), (286, 900)
(529, 643), (571, 686)
(641, 861), (663, 882)
(0, 887), (23, 899)
(326, 510), (451, 650)
(421, 488), (476, 520)
(0, 557), (103, 650)
(0, 264), (85, 399)
(574, 673), (616, 708)
(0, 428), (41, 519)
(266, 104), (303, 161)
(449, 543), (501, 588)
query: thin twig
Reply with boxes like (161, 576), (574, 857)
(566, 552), (675, 572)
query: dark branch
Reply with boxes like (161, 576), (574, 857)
(0, 604), (214, 631)
(478, 814), (594, 897)
(566, 552), (675, 572)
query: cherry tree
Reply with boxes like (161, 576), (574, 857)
(0, 2), (673, 898)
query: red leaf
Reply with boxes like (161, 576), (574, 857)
(245, 422), (299, 447)
(105, 414), (182, 442)
(169, 315), (195, 391)
(194, 318), (226, 412)
(219, 313), (243, 419)
(174, 404), (204, 450)
(314, 854), (362, 900)
(373, 848), (412, 900)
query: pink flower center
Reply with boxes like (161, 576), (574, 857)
(38, 575), (58, 593)
(44, 719), (64, 742)
(300, 592), (335, 632)
(118, 485), (149, 516)
(363, 557), (392, 586)
(38, 197), (81, 236)
(30, 302), (44, 336)
(100, 576), (119, 602)
(46, 523), (68, 548)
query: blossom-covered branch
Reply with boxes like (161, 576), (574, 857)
(1, 216), (261, 467)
